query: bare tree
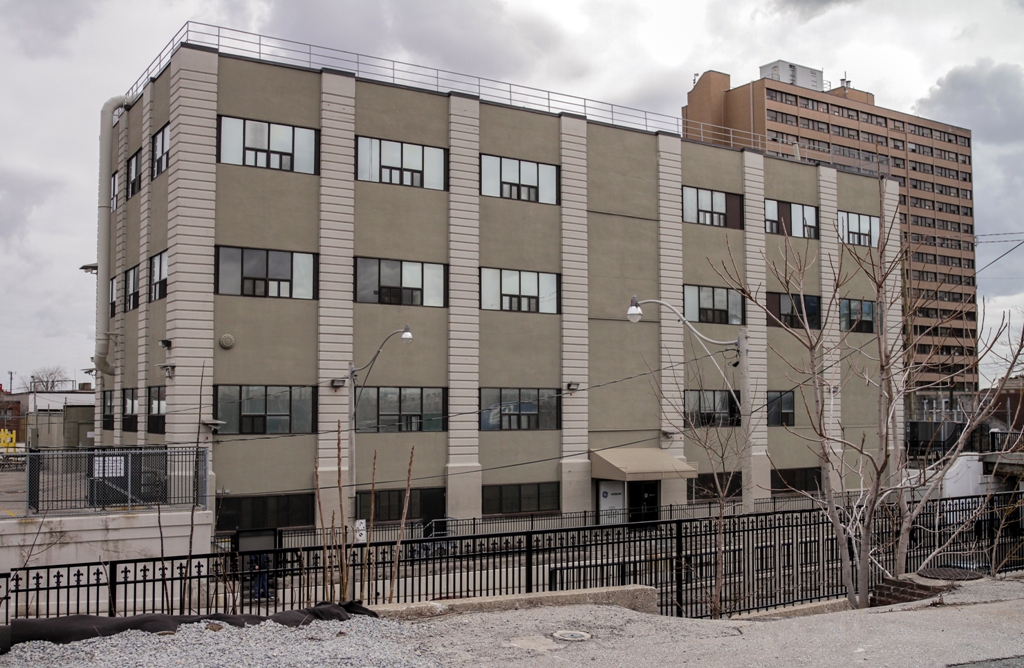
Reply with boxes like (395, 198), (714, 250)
(713, 176), (1024, 608)
(21, 366), (71, 392)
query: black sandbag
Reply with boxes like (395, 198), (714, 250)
(1, 601), (374, 653)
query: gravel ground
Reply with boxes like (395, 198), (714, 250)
(0, 616), (441, 668)
(3, 576), (1024, 667)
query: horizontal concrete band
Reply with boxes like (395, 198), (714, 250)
(370, 584), (658, 619)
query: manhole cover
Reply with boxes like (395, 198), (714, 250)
(918, 567), (984, 581)
(552, 630), (591, 642)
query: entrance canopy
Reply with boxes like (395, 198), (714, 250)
(590, 448), (697, 482)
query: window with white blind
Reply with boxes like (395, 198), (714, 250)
(219, 116), (318, 174)
(480, 155), (557, 204)
(357, 137), (445, 190)
(480, 268), (558, 313)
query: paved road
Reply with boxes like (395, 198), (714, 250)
(413, 577), (1024, 668)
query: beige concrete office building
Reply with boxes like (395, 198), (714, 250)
(93, 26), (899, 543)
(683, 61), (976, 419)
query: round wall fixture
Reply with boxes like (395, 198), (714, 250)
(219, 334), (236, 350)
(552, 630), (590, 642)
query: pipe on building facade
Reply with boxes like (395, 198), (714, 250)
(94, 96), (130, 377)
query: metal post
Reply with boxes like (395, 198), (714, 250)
(674, 519), (683, 616)
(525, 532), (534, 593)
(127, 450), (132, 513)
(348, 362), (357, 527)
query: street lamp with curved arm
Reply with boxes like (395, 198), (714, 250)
(347, 324), (413, 524)
(627, 295), (742, 406)
(627, 296), (739, 348)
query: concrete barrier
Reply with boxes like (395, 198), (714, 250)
(370, 584), (659, 620)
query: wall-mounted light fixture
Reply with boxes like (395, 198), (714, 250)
(331, 378), (348, 389)
(566, 381), (580, 392)
(158, 339), (173, 349)
(156, 362), (175, 380)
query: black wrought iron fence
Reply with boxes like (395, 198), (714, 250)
(4, 492), (1023, 624)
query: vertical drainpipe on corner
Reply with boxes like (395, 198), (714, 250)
(93, 96), (131, 444)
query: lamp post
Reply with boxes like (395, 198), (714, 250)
(347, 325), (413, 523)
(627, 296), (742, 399)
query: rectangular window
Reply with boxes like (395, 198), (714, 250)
(216, 494), (315, 532)
(480, 268), (558, 313)
(102, 391), (114, 430)
(357, 136), (445, 190)
(767, 109), (798, 126)
(682, 187), (743, 229)
(355, 387), (447, 433)
(482, 482), (560, 515)
(127, 150), (141, 198)
(766, 293), (820, 329)
(480, 154), (557, 204)
(151, 123), (170, 179)
(355, 257), (446, 307)
(479, 388), (559, 431)
(684, 390), (741, 427)
(908, 143), (933, 157)
(214, 385), (316, 435)
(689, 472), (742, 500)
(121, 388), (138, 432)
(110, 171), (118, 210)
(908, 124), (933, 138)
(766, 200), (818, 239)
(124, 265), (140, 311)
(839, 211), (879, 247)
(356, 488), (446, 522)
(766, 391), (795, 427)
(147, 386), (166, 434)
(771, 467), (822, 495)
(840, 299), (875, 333)
(219, 116), (317, 174)
(216, 246), (316, 300)
(149, 250), (168, 301)
(108, 277), (117, 318)
(799, 118), (829, 133)
(683, 285), (744, 325)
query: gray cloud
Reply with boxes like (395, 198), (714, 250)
(915, 59), (1024, 145)
(0, 0), (97, 58)
(768, 0), (861, 20)
(236, 0), (575, 83)
(0, 169), (59, 242)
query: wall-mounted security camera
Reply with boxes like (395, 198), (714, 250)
(202, 419), (226, 435)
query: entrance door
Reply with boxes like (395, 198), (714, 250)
(420, 488), (447, 537)
(627, 481), (659, 523)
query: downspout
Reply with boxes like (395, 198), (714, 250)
(94, 96), (130, 377)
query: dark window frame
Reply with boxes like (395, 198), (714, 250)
(479, 388), (560, 431)
(355, 256), (447, 308)
(151, 123), (170, 179)
(147, 386), (166, 434)
(356, 487), (446, 522)
(356, 387), (448, 433)
(482, 482), (560, 515)
(214, 385), (318, 436)
(215, 245), (319, 300)
(127, 150), (142, 198)
(102, 390), (114, 431)
(217, 115), (320, 175)
(771, 467), (822, 496)
(840, 298), (876, 333)
(215, 493), (315, 532)
(149, 250), (168, 302)
(682, 186), (744, 230)
(480, 154), (559, 205)
(121, 388), (138, 433)
(479, 267), (560, 314)
(767, 391), (795, 427)
(683, 390), (742, 427)
(684, 284), (745, 325)
(124, 265), (140, 312)
(766, 293), (821, 330)
(356, 135), (446, 190)
(689, 472), (742, 500)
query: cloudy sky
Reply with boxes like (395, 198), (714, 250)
(1, 0), (1023, 388)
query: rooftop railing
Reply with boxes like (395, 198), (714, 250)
(122, 23), (887, 176)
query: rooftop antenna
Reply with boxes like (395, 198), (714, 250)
(693, 73), (699, 86)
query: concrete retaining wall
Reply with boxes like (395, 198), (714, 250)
(0, 510), (213, 572)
